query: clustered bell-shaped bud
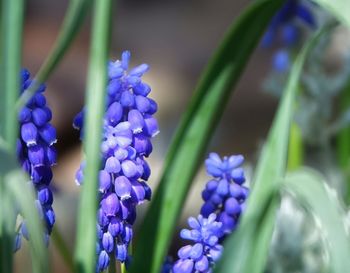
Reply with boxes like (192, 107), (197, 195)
(15, 69), (57, 251)
(73, 51), (158, 272)
(201, 153), (248, 234)
(171, 153), (248, 273)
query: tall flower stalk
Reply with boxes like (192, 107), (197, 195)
(74, 51), (159, 272)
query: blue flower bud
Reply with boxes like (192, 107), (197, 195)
(39, 124), (57, 146)
(21, 122), (38, 146)
(99, 170), (111, 193)
(38, 187), (53, 205)
(28, 145), (45, 167)
(18, 107), (32, 123)
(32, 107), (50, 127)
(115, 176), (132, 200)
(106, 102), (123, 126)
(108, 218), (121, 237)
(105, 157), (121, 173)
(116, 244), (127, 262)
(98, 250), (110, 271)
(102, 232), (114, 253)
(101, 193), (120, 216)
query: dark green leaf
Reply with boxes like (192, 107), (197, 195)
(129, 1), (285, 273)
(215, 25), (333, 273)
(73, 1), (112, 273)
(283, 168), (350, 273)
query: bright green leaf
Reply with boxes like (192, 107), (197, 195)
(313, 0), (350, 27)
(283, 168), (350, 273)
(73, 1), (112, 272)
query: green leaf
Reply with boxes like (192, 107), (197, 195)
(1, 0), (24, 150)
(16, 0), (93, 111)
(73, 1), (112, 272)
(52, 227), (74, 273)
(313, 0), (350, 27)
(283, 168), (350, 273)
(129, 1), (285, 273)
(0, 146), (48, 273)
(6, 169), (48, 273)
(215, 25), (333, 273)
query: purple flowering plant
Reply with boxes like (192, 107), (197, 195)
(1, 1), (350, 273)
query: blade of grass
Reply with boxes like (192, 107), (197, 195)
(0, 145), (48, 273)
(2, 0), (24, 151)
(129, 1), (285, 273)
(73, 0), (112, 272)
(16, 0), (93, 111)
(215, 24), (334, 273)
(52, 227), (74, 273)
(0, 0), (24, 269)
(336, 81), (350, 204)
(6, 169), (48, 273)
(283, 168), (350, 273)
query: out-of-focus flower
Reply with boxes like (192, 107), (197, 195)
(16, 69), (56, 250)
(73, 51), (158, 272)
(262, 0), (316, 48)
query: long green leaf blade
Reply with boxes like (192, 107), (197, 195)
(0, 146), (48, 273)
(6, 170), (48, 273)
(130, 1), (284, 273)
(73, 0), (112, 272)
(283, 168), (350, 273)
(313, 0), (350, 27)
(1, 0), (24, 150)
(16, 0), (93, 111)
(215, 25), (333, 273)
(0, 0), (24, 270)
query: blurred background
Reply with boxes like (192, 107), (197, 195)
(15, 0), (349, 272)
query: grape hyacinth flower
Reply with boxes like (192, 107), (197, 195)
(73, 51), (159, 272)
(15, 69), (57, 250)
(172, 153), (248, 273)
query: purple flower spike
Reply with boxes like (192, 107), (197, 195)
(17, 70), (57, 251)
(172, 153), (249, 273)
(74, 51), (159, 270)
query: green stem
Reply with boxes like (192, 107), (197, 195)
(108, 254), (116, 273)
(73, 0), (112, 272)
(15, 0), (93, 111)
(2, 0), (24, 151)
(287, 121), (304, 171)
(336, 83), (350, 204)
(52, 227), (74, 273)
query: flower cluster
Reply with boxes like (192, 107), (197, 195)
(172, 153), (248, 273)
(262, 0), (316, 72)
(73, 51), (159, 272)
(15, 69), (57, 250)
(201, 153), (248, 234)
